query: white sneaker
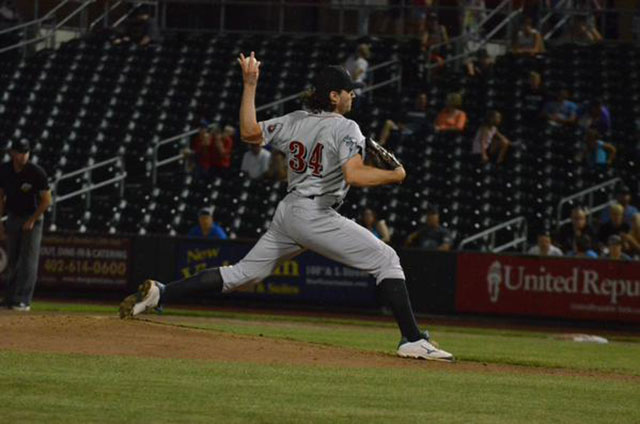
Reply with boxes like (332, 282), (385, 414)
(397, 339), (455, 362)
(11, 303), (31, 312)
(119, 280), (163, 319)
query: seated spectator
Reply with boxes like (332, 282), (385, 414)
(578, 99), (611, 135)
(264, 150), (287, 182)
(555, 207), (595, 253)
(420, 12), (449, 67)
(512, 17), (544, 56)
(605, 235), (631, 261)
(344, 44), (370, 96)
(597, 203), (630, 249)
(570, 234), (598, 258)
(465, 48), (494, 78)
(582, 129), (615, 168)
(379, 92), (430, 145)
(522, 71), (547, 119)
(210, 125), (234, 173)
(621, 213), (640, 259)
(187, 207), (228, 239)
(528, 231), (563, 256)
(560, 14), (603, 45)
(113, 6), (159, 46)
(471, 110), (511, 164)
(404, 205), (453, 251)
(542, 89), (578, 127)
(241, 144), (271, 179)
(434, 93), (467, 133)
(600, 185), (638, 226)
(360, 208), (391, 243)
(189, 122), (217, 179)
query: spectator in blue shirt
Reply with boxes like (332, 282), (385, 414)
(600, 185), (639, 226)
(543, 89), (578, 127)
(187, 207), (228, 239)
(570, 234), (598, 259)
(583, 129), (615, 168)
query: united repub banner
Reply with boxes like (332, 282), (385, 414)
(456, 253), (640, 323)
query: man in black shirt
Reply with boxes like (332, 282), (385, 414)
(404, 205), (453, 251)
(0, 139), (51, 311)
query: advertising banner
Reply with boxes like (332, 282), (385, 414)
(456, 252), (640, 322)
(176, 240), (377, 307)
(38, 235), (131, 289)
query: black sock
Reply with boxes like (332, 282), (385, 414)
(378, 278), (421, 342)
(161, 268), (223, 304)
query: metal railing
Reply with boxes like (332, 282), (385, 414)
(555, 178), (621, 228)
(150, 59), (402, 185)
(459, 216), (528, 253)
(425, 3), (522, 82)
(50, 157), (127, 226)
(0, 0), (97, 55)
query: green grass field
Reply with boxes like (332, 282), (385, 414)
(1, 302), (639, 424)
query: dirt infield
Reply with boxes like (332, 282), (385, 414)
(0, 311), (637, 382)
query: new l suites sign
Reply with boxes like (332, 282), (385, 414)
(456, 253), (640, 322)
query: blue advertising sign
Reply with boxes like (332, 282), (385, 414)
(176, 240), (377, 307)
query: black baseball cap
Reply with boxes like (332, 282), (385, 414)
(9, 138), (30, 153)
(426, 204), (439, 215)
(313, 66), (364, 94)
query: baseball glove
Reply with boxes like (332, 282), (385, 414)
(365, 137), (402, 170)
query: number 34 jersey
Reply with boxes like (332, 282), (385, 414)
(259, 110), (366, 202)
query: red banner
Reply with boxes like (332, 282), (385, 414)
(456, 253), (640, 323)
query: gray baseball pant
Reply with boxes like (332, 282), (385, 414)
(4, 214), (43, 306)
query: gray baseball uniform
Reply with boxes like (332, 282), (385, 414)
(219, 110), (405, 292)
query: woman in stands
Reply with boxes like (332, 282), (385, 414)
(434, 92), (467, 133)
(512, 17), (544, 56)
(360, 208), (391, 243)
(471, 110), (511, 165)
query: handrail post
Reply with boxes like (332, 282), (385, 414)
(50, 181), (58, 227)
(152, 144), (159, 185)
(118, 157), (125, 198)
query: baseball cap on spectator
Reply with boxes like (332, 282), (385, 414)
(9, 139), (30, 153)
(313, 66), (364, 95)
(426, 204), (440, 215)
(198, 207), (214, 217)
(607, 234), (622, 245)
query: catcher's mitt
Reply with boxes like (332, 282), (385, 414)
(365, 137), (402, 170)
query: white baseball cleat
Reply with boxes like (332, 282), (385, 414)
(119, 279), (163, 319)
(397, 339), (455, 362)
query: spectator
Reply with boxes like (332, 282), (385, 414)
(360, 208), (391, 243)
(344, 44), (370, 96)
(597, 203), (630, 248)
(434, 93), (467, 133)
(522, 71), (547, 118)
(471, 110), (511, 164)
(420, 12), (449, 66)
(0, 0), (19, 29)
(189, 121), (217, 179)
(462, 0), (487, 39)
(404, 205), (453, 251)
(605, 235), (631, 261)
(512, 17), (544, 56)
(241, 144), (271, 179)
(600, 185), (638, 226)
(621, 213), (640, 259)
(264, 150), (287, 182)
(411, 0), (435, 35)
(578, 99), (611, 135)
(113, 6), (159, 46)
(379, 92), (430, 145)
(210, 125), (234, 173)
(0, 139), (52, 311)
(187, 207), (228, 239)
(465, 48), (494, 78)
(582, 129), (615, 168)
(555, 206), (595, 253)
(560, 14), (602, 45)
(571, 234), (598, 258)
(542, 89), (578, 127)
(528, 231), (563, 256)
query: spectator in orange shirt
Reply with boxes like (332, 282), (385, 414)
(434, 93), (467, 133)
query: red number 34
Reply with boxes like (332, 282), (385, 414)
(288, 141), (324, 177)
